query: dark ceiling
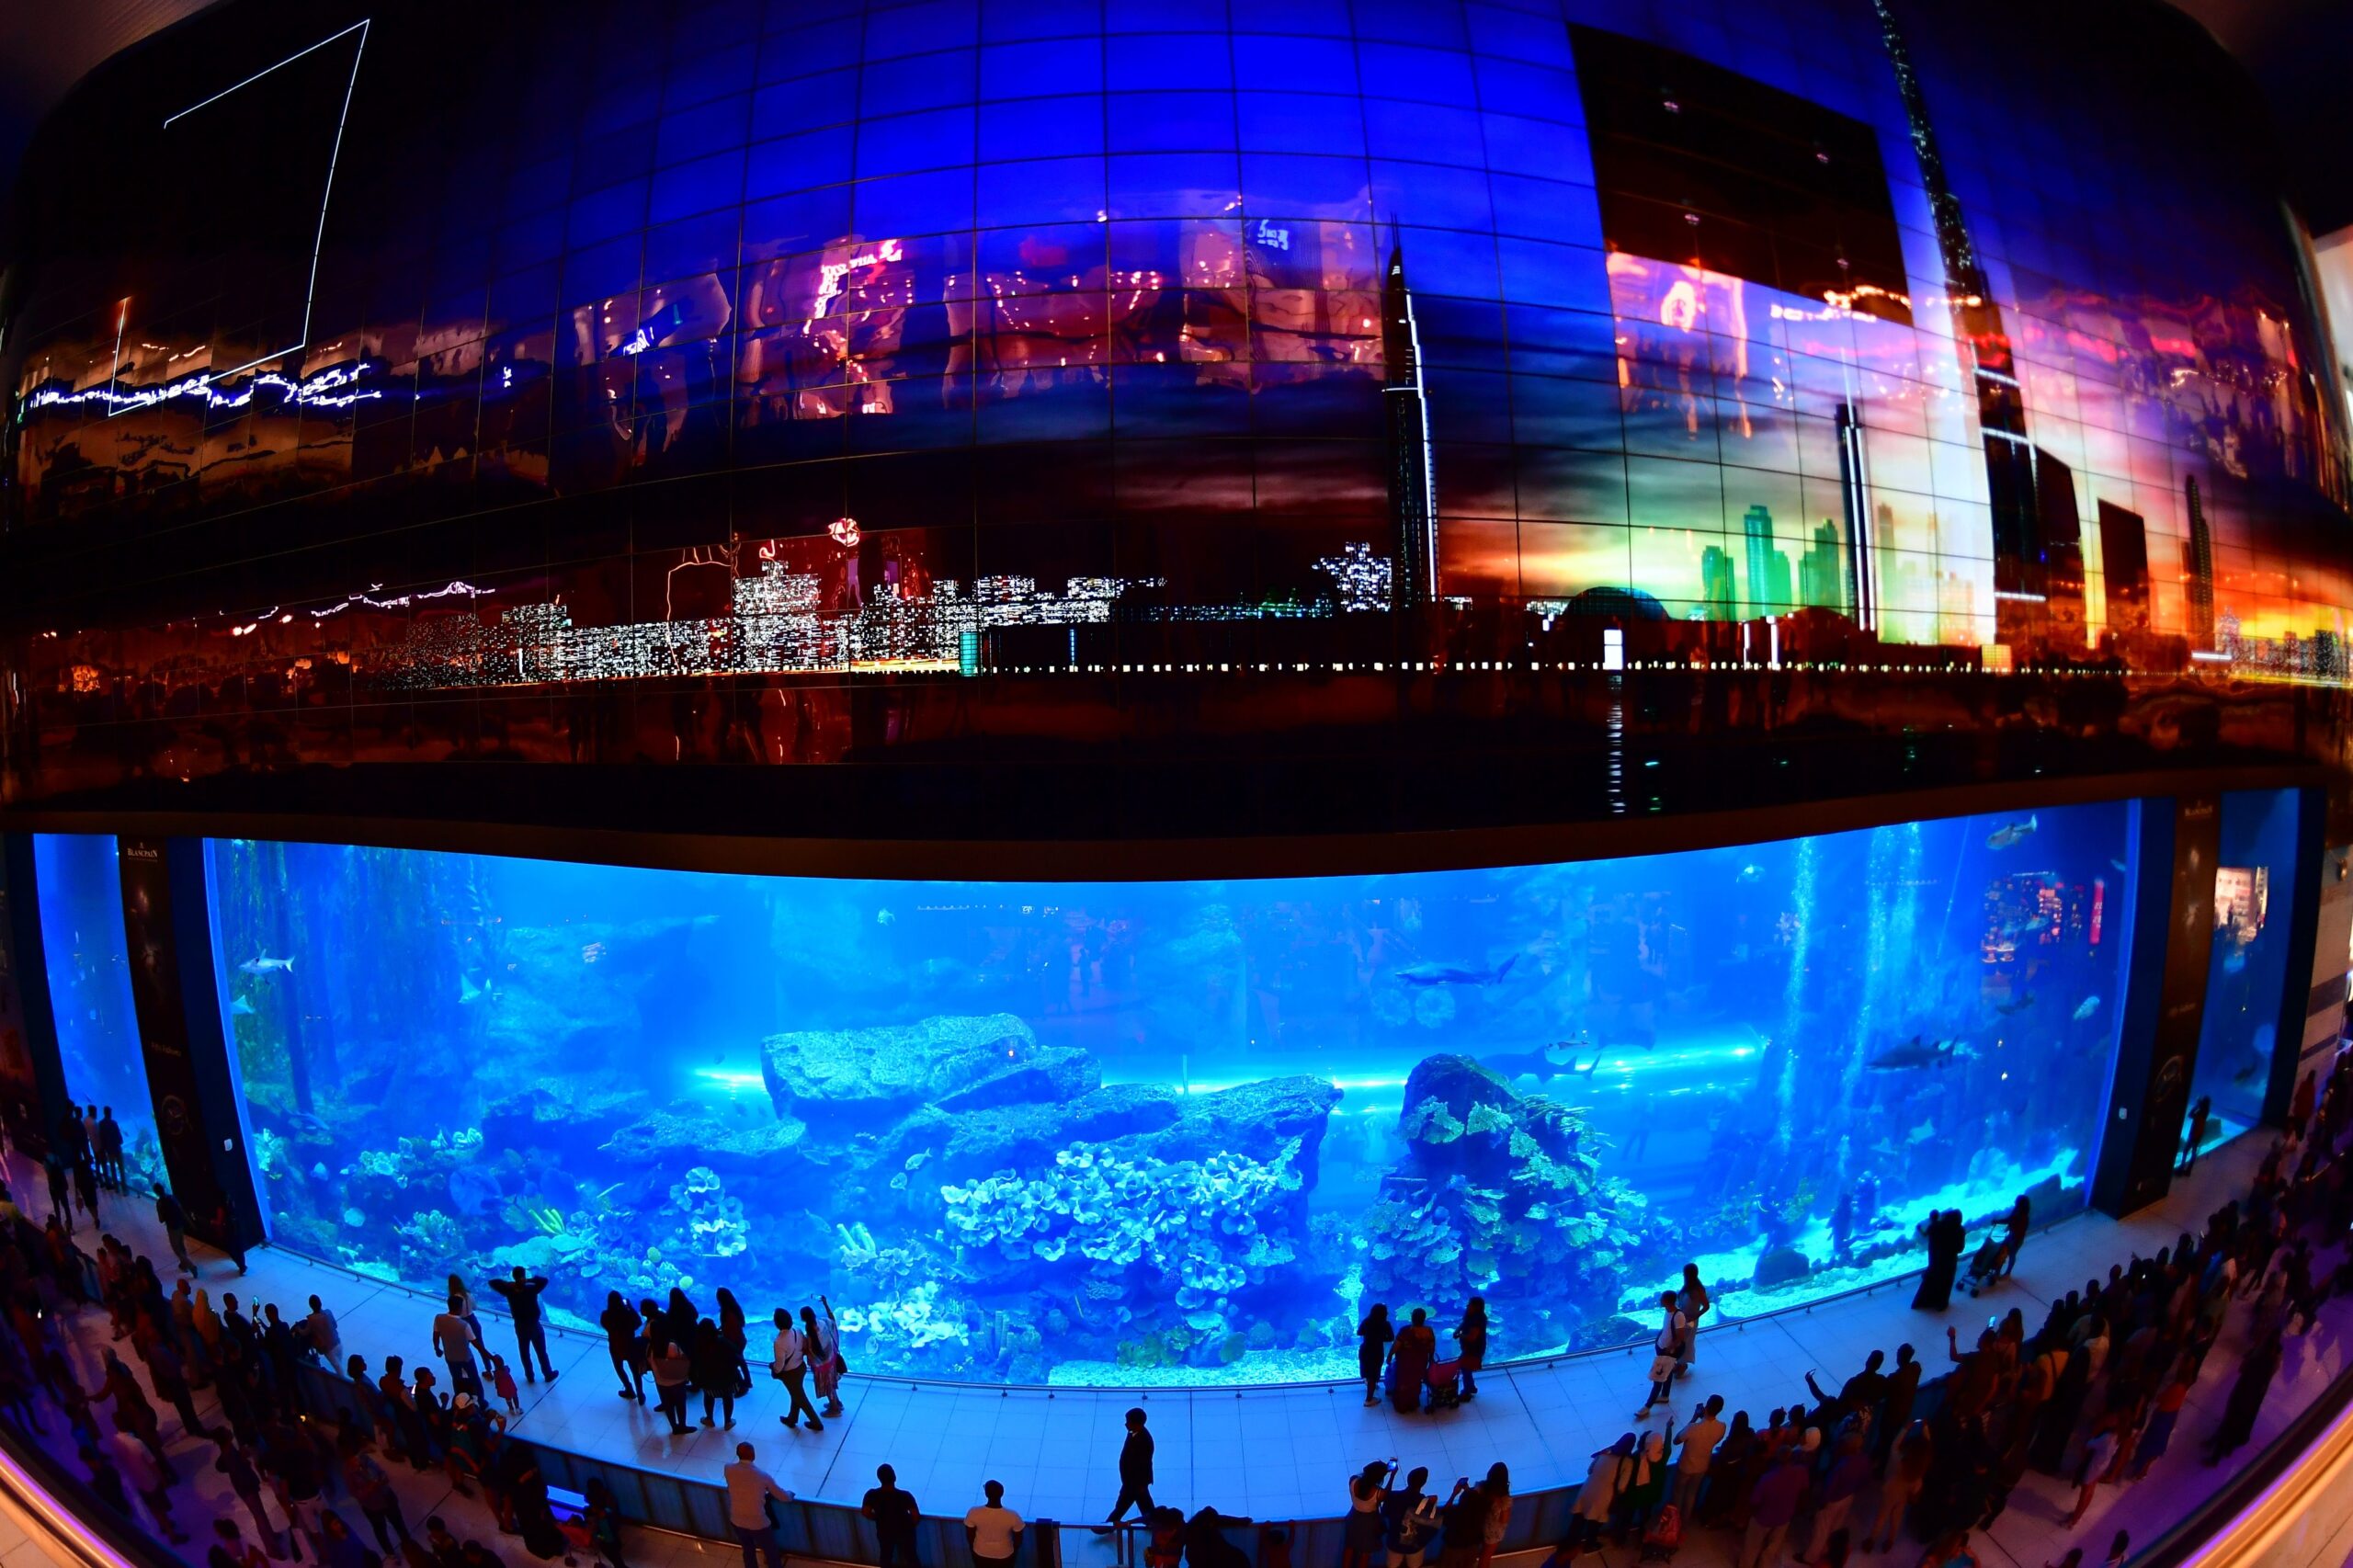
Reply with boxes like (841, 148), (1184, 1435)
(0, 0), (2348, 233)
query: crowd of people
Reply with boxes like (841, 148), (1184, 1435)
(1512, 1062), (2352, 1568)
(0, 1054), (2346, 1568)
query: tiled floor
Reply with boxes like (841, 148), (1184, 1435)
(0, 1498), (69, 1568)
(6, 1132), (2342, 1568)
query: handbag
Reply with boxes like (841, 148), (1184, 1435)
(1646, 1351), (1677, 1382)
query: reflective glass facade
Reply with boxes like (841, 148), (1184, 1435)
(1, 0), (2348, 810)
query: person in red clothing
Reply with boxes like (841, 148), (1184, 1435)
(1389, 1310), (1437, 1415)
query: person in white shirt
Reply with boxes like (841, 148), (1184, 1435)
(723, 1442), (794, 1568)
(965, 1481), (1024, 1568)
(432, 1297), (483, 1400)
(769, 1308), (824, 1431)
(304, 1295), (342, 1363)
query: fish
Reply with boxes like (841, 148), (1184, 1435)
(1906, 1120), (1936, 1145)
(580, 941), (606, 964)
(1395, 954), (1519, 987)
(458, 973), (485, 1005)
(877, 908), (896, 926)
(229, 995), (256, 1017)
(1735, 864), (1764, 885)
(2073, 995), (2102, 1021)
(1996, 916), (2048, 942)
(2232, 1059), (2263, 1085)
(1865, 1035), (1974, 1071)
(1985, 815), (2039, 850)
(239, 953), (295, 975)
(1993, 993), (2036, 1016)
(2109, 858), (2131, 874)
(1483, 1041), (1601, 1081)
(2222, 948), (2247, 975)
(341, 1207), (366, 1228)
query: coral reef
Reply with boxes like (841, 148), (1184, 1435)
(1358, 1055), (1655, 1350)
(668, 1166), (750, 1258)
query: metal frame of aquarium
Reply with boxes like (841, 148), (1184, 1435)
(0, 760), (2325, 1399)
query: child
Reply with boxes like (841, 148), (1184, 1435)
(492, 1354), (522, 1415)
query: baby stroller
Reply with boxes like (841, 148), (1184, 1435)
(1425, 1354), (1466, 1411)
(1961, 1233), (2011, 1297)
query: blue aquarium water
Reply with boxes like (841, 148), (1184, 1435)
(208, 804), (2131, 1385)
(31, 834), (165, 1190)
(2190, 789), (2299, 1146)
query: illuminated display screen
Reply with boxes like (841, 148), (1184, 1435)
(212, 800), (2131, 1384)
(1, 0), (2347, 797)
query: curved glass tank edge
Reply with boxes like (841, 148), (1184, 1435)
(29, 834), (167, 1194)
(207, 808), (2137, 1388)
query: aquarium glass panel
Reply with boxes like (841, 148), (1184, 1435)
(210, 802), (2130, 1386)
(2189, 788), (2300, 1146)
(30, 834), (165, 1188)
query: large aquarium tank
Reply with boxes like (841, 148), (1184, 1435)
(31, 834), (165, 1188)
(209, 802), (2131, 1385)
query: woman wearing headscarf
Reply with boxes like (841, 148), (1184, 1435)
(1569, 1437), (1634, 1554)
(1700, 1412), (1758, 1529)
(1388, 1309), (1437, 1415)
(1613, 1431), (1666, 1542)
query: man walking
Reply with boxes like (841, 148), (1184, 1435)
(723, 1441), (794, 1568)
(769, 1308), (824, 1431)
(153, 1184), (198, 1275)
(1102, 1407), (1154, 1528)
(490, 1267), (559, 1384)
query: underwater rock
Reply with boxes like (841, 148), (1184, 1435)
(936, 1045), (1101, 1112)
(483, 1084), (654, 1152)
(1753, 1244), (1812, 1290)
(1359, 1052), (1656, 1351)
(899, 1084), (1184, 1178)
(759, 1014), (1056, 1125)
(1146, 1074), (1343, 1189)
(603, 1108), (810, 1173)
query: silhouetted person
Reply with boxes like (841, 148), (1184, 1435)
(1102, 1407), (1154, 1527)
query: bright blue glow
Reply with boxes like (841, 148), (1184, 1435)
(210, 802), (2133, 1385)
(30, 835), (164, 1188)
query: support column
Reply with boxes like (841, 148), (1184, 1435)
(2267, 792), (2336, 1126)
(116, 836), (267, 1255)
(2094, 794), (2221, 1217)
(0, 835), (71, 1160)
